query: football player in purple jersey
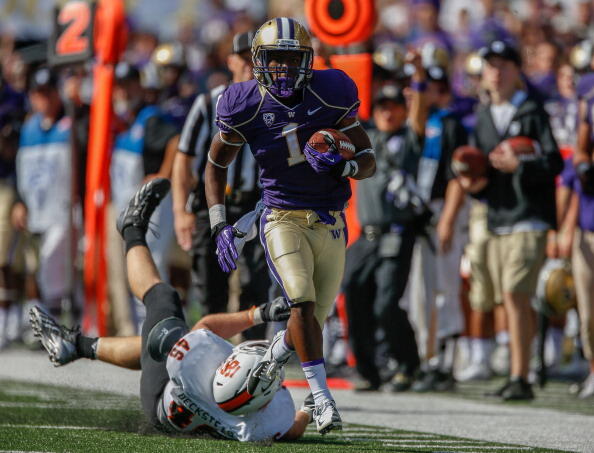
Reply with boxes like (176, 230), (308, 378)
(205, 18), (376, 434)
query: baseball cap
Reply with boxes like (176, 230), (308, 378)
(479, 40), (521, 66)
(29, 67), (58, 91)
(373, 84), (406, 106)
(426, 65), (448, 83)
(115, 62), (141, 82)
(411, 0), (440, 10)
(232, 30), (255, 54)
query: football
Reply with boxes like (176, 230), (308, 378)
(307, 128), (356, 160)
(495, 136), (539, 156)
(451, 145), (488, 179)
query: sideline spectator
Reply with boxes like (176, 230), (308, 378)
(343, 53), (426, 392)
(460, 41), (563, 400)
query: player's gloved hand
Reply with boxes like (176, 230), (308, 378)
(253, 296), (291, 324)
(300, 392), (315, 424)
(576, 161), (594, 195)
(303, 140), (345, 173)
(212, 222), (246, 273)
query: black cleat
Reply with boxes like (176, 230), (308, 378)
(484, 379), (511, 398)
(501, 377), (534, 401)
(116, 178), (171, 238)
(29, 306), (80, 367)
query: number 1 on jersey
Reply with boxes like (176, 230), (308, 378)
(282, 122), (306, 166)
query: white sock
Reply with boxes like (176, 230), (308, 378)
(302, 359), (332, 405)
(7, 304), (23, 341)
(271, 330), (293, 363)
(440, 337), (457, 373)
(545, 327), (564, 368)
(496, 330), (509, 345)
(471, 338), (494, 365)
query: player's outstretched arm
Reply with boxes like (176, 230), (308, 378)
(337, 117), (376, 180)
(280, 411), (310, 441)
(192, 297), (291, 339)
(280, 393), (314, 441)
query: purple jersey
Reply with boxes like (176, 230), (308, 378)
(577, 73), (594, 100)
(560, 158), (594, 232)
(216, 69), (359, 211)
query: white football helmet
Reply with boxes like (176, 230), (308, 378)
(212, 340), (283, 416)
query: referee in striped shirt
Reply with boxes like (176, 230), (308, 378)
(172, 31), (270, 336)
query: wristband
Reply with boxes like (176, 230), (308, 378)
(209, 204), (226, 230)
(355, 148), (375, 157)
(410, 80), (427, 92)
(339, 120), (360, 132)
(248, 305), (264, 326)
(341, 160), (359, 178)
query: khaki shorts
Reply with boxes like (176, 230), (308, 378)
(260, 208), (346, 327)
(466, 201), (495, 312)
(0, 180), (17, 267)
(487, 230), (547, 303)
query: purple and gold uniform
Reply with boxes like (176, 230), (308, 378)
(216, 69), (358, 210)
(216, 69), (359, 324)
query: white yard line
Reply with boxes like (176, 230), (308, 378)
(0, 424), (106, 431)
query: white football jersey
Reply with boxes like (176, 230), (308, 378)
(156, 329), (295, 441)
(17, 141), (71, 232)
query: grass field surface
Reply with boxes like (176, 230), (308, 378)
(0, 379), (573, 453)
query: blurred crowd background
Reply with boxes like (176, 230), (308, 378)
(1, 0), (594, 402)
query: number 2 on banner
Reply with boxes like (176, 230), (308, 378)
(56, 1), (91, 56)
(282, 123), (306, 166)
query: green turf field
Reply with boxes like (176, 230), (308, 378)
(0, 379), (572, 453)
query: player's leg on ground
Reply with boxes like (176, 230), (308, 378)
(95, 336), (142, 369)
(117, 177), (187, 426)
(126, 246), (162, 301)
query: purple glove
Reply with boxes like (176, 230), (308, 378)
(212, 223), (246, 273)
(303, 142), (345, 176)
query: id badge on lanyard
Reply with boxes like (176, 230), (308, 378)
(417, 157), (439, 202)
(417, 109), (446, 201)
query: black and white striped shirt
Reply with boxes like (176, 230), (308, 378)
(178, 84), (258, 194)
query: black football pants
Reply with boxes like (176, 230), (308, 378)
(140, 283), (186, 428)
(343, 229), (420, 386)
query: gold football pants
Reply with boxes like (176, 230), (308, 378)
(259, 208), (347, 327)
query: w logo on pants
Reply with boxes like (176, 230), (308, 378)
(330, 230), (341, 239)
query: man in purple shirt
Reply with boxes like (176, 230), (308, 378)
(205, 18), (375, 434)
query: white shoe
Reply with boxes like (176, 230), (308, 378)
(456, 362), (493, 382)
(314, 398), (342, 435)
(579, 373), (594, 399)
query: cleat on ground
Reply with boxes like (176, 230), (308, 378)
(116, 178), (171, 237)
(313, 398), (342, 435)
(29, 306), (80, 367)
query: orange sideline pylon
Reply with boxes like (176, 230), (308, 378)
(83, 0), (126, 336)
